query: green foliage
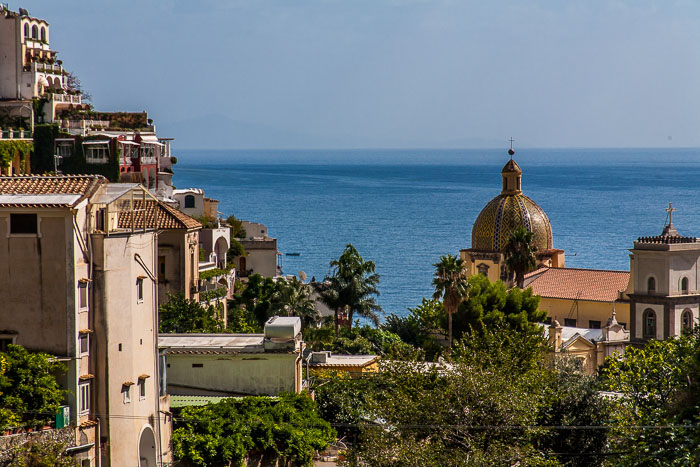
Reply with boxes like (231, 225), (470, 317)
(273, 277), (320, 328)
(198, 267), (230, 281)
(504, 226), (537, 288)
(194, 216), (218, 229)
(384, 298), (446, 360)
(452, 274), (546, 340)
(306, 323), (419, 359)
(7, 438), (76, 467)
(536, 358), (611, 466)
(57, 135), (120, 181)
(159, 293), (227, 333)
(0, 345), (66, 428)
(199, 287), (227, 302)
(226, 303), (261, 333)
(432, 254), (470, 348)
(30, 124), (57, 173)
(229, 275), (322, 330)
(316, 244), (382, 332)
(226, 214), (246, 239)
(228, 238), (246, 259)
(172, 393), (335, 467)
(601, 335), (700, 464)
(0, 140), (33, 170)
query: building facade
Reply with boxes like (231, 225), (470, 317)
(0, 175), (172, 466)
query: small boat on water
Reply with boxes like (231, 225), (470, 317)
(285, 252), (301, 256)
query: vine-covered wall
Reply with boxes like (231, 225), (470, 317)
(0, 140), (33, 173)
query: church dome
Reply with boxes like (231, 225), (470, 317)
(471, 159), (553, 252)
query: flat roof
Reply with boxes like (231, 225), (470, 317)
(159, 333), (265, 354)
(170, 395), (277, 408)
(310, 354), (378, 368)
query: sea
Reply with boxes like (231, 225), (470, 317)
(174, 148), (700, 319)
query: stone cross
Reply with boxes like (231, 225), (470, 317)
(666, 203), (676, 225)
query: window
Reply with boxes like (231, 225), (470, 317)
(138, 379), (146, 400)
(136, 278), (144, 303)
(40, 26), (46, 42)
(564, 318), (577, 327)
(79, 334), (89, 355)
(122, 384), (131, 403)
(23, 23), (29, 37)
(643, 308), (656, 339)
(31, 25), (38, 39)
(0, 337), (14, 351)
(79, 382), (90, 415)
(682, 309), (693, 332)
(158, 256), (166, 278)
(192, 363), (203, 368)
(647, 277), (656, 294)
(619, 322), (627, 329)
(10, 213), (37, 234)
(588, 320), (601, 329)
(544, 317), (552, 325)
(81, 460), (91, 467)
(85, 145), (109, 164)
(184, 195), (195, 208)
(58, 143), (73, 158)
(681, 277), (689, 295)
(95, 208), (106, 232)
(78, 281), (88, 310)
(477, 263), (489, 276)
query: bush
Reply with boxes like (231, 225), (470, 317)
(172, 393), (335, 466)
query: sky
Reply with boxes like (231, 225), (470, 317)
(24, 0), (700, 149)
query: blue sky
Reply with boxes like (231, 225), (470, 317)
(26, 0), (700, 148)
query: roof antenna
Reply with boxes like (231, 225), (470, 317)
(508, 137), (515, 159)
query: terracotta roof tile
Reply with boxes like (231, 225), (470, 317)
(118, 200), (202, 231)
(0, 175), (106, 196)
(524, 267), (630, 302)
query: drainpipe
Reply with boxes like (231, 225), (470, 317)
(152, 231), (164, 466)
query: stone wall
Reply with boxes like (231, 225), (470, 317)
(0, 427), (75, 464)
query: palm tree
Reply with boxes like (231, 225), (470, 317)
(273, 277), (320, 328)
(316, 244), (382, 335)
(503, 226), (537, 289)
(432, 254), (469, 349)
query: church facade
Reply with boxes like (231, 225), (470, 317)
(462, 155), (698, 373)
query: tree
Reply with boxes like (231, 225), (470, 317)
(0, 345), (66, 428)
(234, 274), (279, 328)
(65, 71), (91, 103)
(172, 393), (335, 466)
(273, 277), (320, 328)
(383, 298), (446, 360)
(601, 337), (700, 464)
(451, 274), (546, 340)
(225, 214), (247, 239)
(432, 254), (470, 349)
(316, 244), (382, 335)
(159, 293), (227, 333)
(504, 226), (537, 288)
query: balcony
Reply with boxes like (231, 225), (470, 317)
(31, 62), (64, 75)
(0, 128), (32, 140)
(49, 93), (82, 104)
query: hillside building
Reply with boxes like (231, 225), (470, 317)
(0, 175), (172, 466)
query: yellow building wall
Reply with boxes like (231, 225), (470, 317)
(538, 297), (630, 329)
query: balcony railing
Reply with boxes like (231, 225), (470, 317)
(59, 119), (109, 130)
(0, 128), (32, 140)
(32, 62), (63, 75)
(49, 93), (82, 104)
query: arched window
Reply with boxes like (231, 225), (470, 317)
(681, 277), (689, 295)
(643, 308), (656, 339)
(682, 309), (693, 332)
(23, 23), (29, 37)
(647, 277), (656, 294)
(184, 195), (195, 209)
(31, 25), (38, 39)
(477, 263), (489, 276)
(40, 27), (46, 42)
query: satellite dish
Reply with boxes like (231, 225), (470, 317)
(298, 271), (307, 281)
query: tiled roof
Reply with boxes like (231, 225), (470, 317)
(118, 200), (202, 231)
(0, 175), (106, 195)
(524, 267), (630, 302)
(0, 175), (106, 207)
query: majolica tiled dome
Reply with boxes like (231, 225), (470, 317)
(471, 159), (553, 252)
